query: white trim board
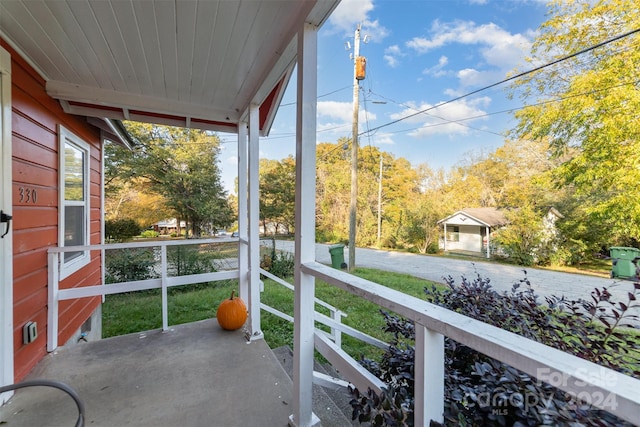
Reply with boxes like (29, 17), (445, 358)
(0, 45), (14, 403)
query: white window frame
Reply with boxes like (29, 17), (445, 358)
(58, 126), (90, 279)
(447, 225), (460, 242)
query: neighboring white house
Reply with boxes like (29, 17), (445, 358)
(259, 222), (290, 236)
(153, 219), (186, 235)
(438, 208), (508, 258)
(438, 207), (563, 259)
(540, 206), (564, 242)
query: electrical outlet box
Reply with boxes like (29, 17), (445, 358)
(23, 321), (38, 344)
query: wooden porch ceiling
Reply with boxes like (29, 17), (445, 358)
(0, 0), (340, 135)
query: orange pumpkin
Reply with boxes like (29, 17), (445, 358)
(216, 290), (248, 330)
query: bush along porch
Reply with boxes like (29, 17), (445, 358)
(349, 274), (640, 426)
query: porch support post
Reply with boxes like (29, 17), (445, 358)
(47, 251), (59, 352)
(443, 223), (447, 252)
(160, 245), (168, 331)
(237, 121), (249, 303)
(290, 22), (320, 427)
(414, 323), (445, 425)
(485, 225), (490, 258)
(247, 105), (263, 340)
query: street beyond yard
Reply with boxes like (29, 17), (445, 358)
(274, 240), (640, 325)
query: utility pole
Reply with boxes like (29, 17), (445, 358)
(377, 155), (382, 247)
(348, 24), (366, 271)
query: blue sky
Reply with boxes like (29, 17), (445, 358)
(219, 0), (550, 193)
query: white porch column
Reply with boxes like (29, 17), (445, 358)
(247, 106), (263, 340)
(237, 121), (249, 304)
(485, 225), (490, 258)
(290, 22), (320, 427)
(443, 223), (447, 252)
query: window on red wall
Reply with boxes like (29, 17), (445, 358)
(59, 126), (90, 279)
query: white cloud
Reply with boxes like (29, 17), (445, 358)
(406, 20), (532, 86)
(388, 97), (491, 138)
(384, 45), (404, 68)
(225, 155), (237, 165)
(330, 0), (374, 31)
(457, 68), (481, 85)
(317, 100), (375, 134)
(328, 0), (389, 41)
(443, 88), (460, 97)
(458, 68), (507, 88)
(371, 133), (395, 145)
(384, 54), (399, 68)
(423, 55), (449, 77)
(318, 101), (353, 122)
(361, 20), (390, 42)
(386, 45), (402, 55)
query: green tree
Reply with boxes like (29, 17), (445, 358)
(402, 164), (466, 253)
(448, 139), (557, 210)
(316, 140), (351, 242)
(510, 0), (640, 251)
(106, 123), (233, 237)
(492, 205), (546, 266)
(315, 140), (422, 248)
(104, 218), (141, 242)
(259, 156), (296, 234)
(104, 174), (173, 228)
(361, 147), (421, 248)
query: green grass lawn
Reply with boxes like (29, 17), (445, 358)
(102, 283), (238, 337)
(433, 250), (612, 277)
(102, 265), (639, 371)
(102, 268), (442, 361)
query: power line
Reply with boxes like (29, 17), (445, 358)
(318, 139), (349, 160)
(367, 79), (639, 138)
(360, 87), (381, 167)
(279, 85), (351, 107)
(272, 37), (640, 143)
(364, 90), (504, 137)
(546, 38), (640, 78)
(360, 26), (640, 137)
(316, 78), (639, 161)
(242, 28), (640, 153)
(241, 76), (639, 149)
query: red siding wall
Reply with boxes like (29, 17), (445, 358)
(2, 41), (103, 382)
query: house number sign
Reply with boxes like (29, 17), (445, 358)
(18, 186), (37, 204)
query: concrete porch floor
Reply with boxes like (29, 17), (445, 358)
(0, 319), (296, 426)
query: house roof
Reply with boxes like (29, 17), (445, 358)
(87, 118), (136, 149)
(438, 207), (509, 227)
(0, 0), (340, 135)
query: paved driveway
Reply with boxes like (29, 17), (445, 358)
(272, 240), (639, 324)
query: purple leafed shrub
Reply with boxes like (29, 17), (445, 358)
(349, 274), (640, 426)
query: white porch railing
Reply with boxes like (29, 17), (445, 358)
(46, 239), (640, 426)
(47, 239), (241, 352)
(297, 261), (640, 426)
(47, 239), (365, 353)
(259, 267), (387, 351)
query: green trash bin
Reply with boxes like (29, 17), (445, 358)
(609, 246), (640, 278)
(328, 244), (346, 269)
